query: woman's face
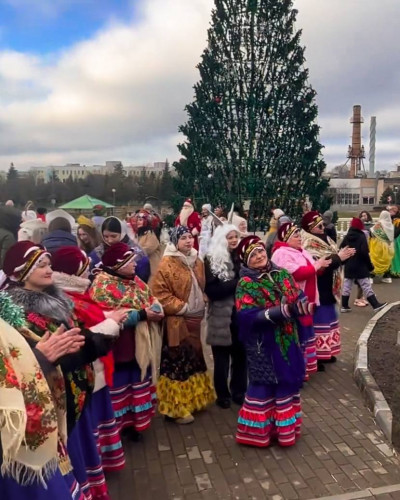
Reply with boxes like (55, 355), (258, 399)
(103, 230), (121, 245)
(118, 259), (136, 277)
(311, 222), (325, 235)
(226, 231), (239, 250)
(287, 230), (302, 250)
(238, 220), (247, 233)
(177, 233), (194, 254)
(24, 256), (53, 290)
(78, 229), (90, 244)
(214, 207), (223, 217)
(248, 246), (268, 270)
(360, 212), (369, 222)
(136, 215), (146, 229)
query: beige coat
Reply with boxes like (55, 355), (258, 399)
(150, 250), (205, 348)
(138, 231), (162, 276)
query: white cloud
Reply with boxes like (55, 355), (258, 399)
(0, 0), (399, 172)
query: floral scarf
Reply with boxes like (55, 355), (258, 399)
(301, 230), (343, 303)
(0, 292), (68, 485)
(236, 265), (300, 362)
(89, 271), (160, 381)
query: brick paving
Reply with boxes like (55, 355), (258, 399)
(106, 281), (400, 499)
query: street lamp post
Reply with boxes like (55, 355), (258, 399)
(112, 188), (116, 214)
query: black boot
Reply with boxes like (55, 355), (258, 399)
(341, 295), (351, 313)
(367, 295), (387, 312)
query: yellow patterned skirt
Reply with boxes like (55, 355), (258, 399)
(157, 317), (215, 418)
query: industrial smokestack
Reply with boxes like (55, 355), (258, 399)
(347, 105), (365, 178)
(369, 116), (376, 178)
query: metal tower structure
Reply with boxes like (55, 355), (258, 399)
(369, 116), (376, 178)
(346, 105), (365, 178)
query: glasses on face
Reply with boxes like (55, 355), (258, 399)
(315, 223), (324, 230)
(136, 216), (145, 220)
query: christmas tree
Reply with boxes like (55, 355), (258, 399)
(174, 0), (329, 222)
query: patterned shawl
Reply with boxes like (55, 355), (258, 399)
(301, 230), (343, 303)
(0, 292), (68, 486)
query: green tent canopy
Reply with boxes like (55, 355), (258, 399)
(59, 195), (114, 210)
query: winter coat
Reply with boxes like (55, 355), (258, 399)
(150, 245), (205, 348)
(138, 230), (162, 277)
(340, 227), (373, 279)
(204, 252), (240, 346)
(0, 228), (15, 269)
(41, 229), (78, 254)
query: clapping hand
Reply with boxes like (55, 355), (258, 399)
(338, 246), (356, 262)
(36, 325), (85, 363)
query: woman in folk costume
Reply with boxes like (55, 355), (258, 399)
(1, 241), (116, 499)
(235, 236), (313, 448)
(89, 243), (163, 441)
(271, 223), (331, 379)
(89, 216), (150, 283)
(174, 199), (202, 251)
(301, 212), (355, 369)
(52, 247), (128, 477)
(151, 226), (215, 424)
(129, 210), (162, 277)
(369, 211), (395, 281)
(0, 292), (89, 500)
(204, 224), (247, 408)
(387, 205), (400, 277)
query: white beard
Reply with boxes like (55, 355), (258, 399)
(179, 206), (194, 226)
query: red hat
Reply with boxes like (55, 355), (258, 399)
(183, 198), (194, 207)
(237, 235), (265, 265)
(350, 217), (365, 231)
(278, 222), (299, 243)
(52, 247), (90, 277)
(3, 241), (50, 282)
(101, 242), (136, 271)
(301, 211), (323, 232)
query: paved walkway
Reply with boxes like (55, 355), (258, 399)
(106, 281), (400, 500)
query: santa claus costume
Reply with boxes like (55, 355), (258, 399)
(175, 199), (201, 251)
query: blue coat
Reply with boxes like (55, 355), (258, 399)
(41, 230), (78, 255)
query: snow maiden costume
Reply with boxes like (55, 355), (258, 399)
(89, 243), (161, 437)
(235, 236), (312, 448)
(52, 247), (126, 475)
(271, 222), (318, 378)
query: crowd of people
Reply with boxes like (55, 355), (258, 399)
(0, 197), (399, 499)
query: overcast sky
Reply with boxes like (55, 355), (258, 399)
(0, 0), (399, 172)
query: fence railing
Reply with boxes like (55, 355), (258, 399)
(336, 217), (377, 240)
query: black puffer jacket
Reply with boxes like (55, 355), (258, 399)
(340, 227), (373, 279)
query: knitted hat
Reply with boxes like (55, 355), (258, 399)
(237, 235), (265, 265)
(93, 204), (106, 216)
(202, 204), (212, 212)
(301, 211), (323, 232)
(77, 215), (96, 229)
(3, 241), (50, 282)
(350, 217), (365, 231)
(170, 226), (191, 247)
(278, 222), (299, 242)
(272, 208), (284, 219)
(101, 242), (136, 270)
(52, 247), (90, 276)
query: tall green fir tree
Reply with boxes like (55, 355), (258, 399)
(174, 0), (329, 221)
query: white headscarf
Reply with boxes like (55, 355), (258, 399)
(376, 210), (394, 242)
(206, 224), (239, 281)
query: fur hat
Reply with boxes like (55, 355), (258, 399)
(237, 235), (265, 265)
(18, 219), (48, 244)
(101, 242), (136, 270)
(350, 217), (365, 231)
(301, 211), (323, 232)
(52, 247), (90, 276)
(202, 203), (212, 212)
(3, 241), (50, 281)
(278, 222), (299, 242)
